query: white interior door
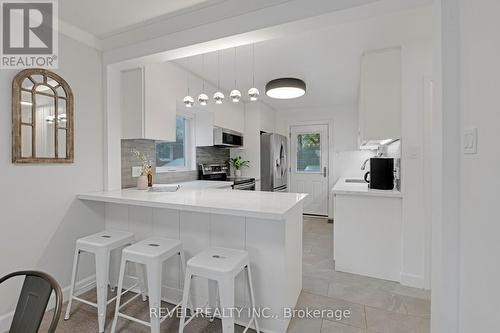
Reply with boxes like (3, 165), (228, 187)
(290, 124), (329, 216)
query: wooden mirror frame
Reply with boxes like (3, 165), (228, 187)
(12, 68), (74, 163)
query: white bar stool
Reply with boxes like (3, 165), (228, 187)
(64, 230), (135, 333)
(179, 247), (260, 333)
(110, 237), (187, 333)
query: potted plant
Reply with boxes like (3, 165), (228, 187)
(131, 149), (150, 190)
(229, 156), (250, 177)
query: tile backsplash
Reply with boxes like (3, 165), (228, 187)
(121, 140), (230, 188)
(196, 146), (230, 165)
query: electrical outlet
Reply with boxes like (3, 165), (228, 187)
(463, 128), (477, 154)
(132, 166), (142, 177)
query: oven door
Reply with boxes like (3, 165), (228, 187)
(232, 181), (256, 191)
(273, 184), (288, 192)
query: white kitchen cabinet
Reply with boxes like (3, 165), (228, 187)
(334, 193), (402, 281)
(121, 68), (144, 139)
(358, 47), (402, 143)
(120, 63), (179, 141)
(121, 61), (245, 141)
(194, 108), (215, 147)
(143, 62), (178, 141)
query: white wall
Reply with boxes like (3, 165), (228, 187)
(0, 34), (104, 329)
(457, 1), (500, 332)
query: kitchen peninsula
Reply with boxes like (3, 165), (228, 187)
(79, 184), (307, 333)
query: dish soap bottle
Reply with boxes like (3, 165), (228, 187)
(147, 162), (153, 187)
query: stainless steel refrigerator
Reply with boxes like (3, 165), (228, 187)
(260, 133), (288, 192)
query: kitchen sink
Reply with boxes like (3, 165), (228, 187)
(345, 179), (366, 183)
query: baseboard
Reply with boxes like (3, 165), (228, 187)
(0, 274), (96, 332)
(400, 272), (429, 289)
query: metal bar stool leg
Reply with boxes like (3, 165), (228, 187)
(147, 261), (163, 333)
(246, 264), (260, 333)
(64, 248), (80, 320)
(95, 249), (111, 333)
(110, 256), (127, 333)
(135, 263), (148, 302)
(178, 269), (192, 333)
(218, 276), (235, 333)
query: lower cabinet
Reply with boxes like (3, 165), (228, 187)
(334, 194), (402, 281)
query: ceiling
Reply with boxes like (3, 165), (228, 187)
(59, 0), (211, 38)
(173, 5), (433, 111)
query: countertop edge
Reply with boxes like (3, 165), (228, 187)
(77, 193), (301, 221)
(331, 189), (403, 198)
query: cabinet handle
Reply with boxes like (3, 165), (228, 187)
(323, 166), (327, 178)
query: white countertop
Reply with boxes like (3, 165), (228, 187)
(173, 180), (234, 190)
(78, 181), (307, 220)
(332, 178), (402, 198)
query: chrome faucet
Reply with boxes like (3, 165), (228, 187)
(361, 151), (385, 170)
(361, 158), (370, 171)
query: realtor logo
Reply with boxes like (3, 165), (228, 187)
(1, 0), (58, 68)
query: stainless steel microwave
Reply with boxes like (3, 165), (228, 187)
(213, 127), (244, 148)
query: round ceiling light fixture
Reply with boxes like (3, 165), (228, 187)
(198, 93), (209, 106)
(230, 89), (241, 102)
(265, 78), (306, 99)
(183, 95), (194, 107)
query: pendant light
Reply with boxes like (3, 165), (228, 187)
(213, 51), (225, 104)
(198, 54), (209, 106)
(265, 78), (306, 99)
(183, 58), (194, 107)
(230, 48), (241, 103)
(248, 43), (259, 101)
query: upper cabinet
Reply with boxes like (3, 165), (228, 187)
(120, 63), (177, 141)
(120, 62), (245, 142)
(121, 68), (144, 139)
(144, 62), (178, 141)
(358, 47), (402, 144)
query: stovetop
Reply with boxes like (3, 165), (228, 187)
(199, 163), (255, 184)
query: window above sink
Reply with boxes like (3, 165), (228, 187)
(156, 114), (194, 173)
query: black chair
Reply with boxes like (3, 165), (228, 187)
(0, 270), (62, 333)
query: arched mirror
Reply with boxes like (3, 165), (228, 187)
(12, 68), (74, 163)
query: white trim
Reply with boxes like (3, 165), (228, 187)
(431, 1), (460, 332)
(59, 19), (102, 50)
(0, 274), (96, 332)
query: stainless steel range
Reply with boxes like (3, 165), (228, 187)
(199, 163), (256, 191)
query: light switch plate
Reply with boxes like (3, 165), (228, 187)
(463, 128), (477, 154)
(132, 166), (142, 177)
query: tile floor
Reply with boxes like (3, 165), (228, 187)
(297, 215), (430, 333)
(38, 215), (431, 333)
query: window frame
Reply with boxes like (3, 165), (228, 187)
(155, 111), (195, 173)
(294, 131), (323, 174)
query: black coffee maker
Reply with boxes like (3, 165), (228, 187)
(364, 158), (395, 190)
